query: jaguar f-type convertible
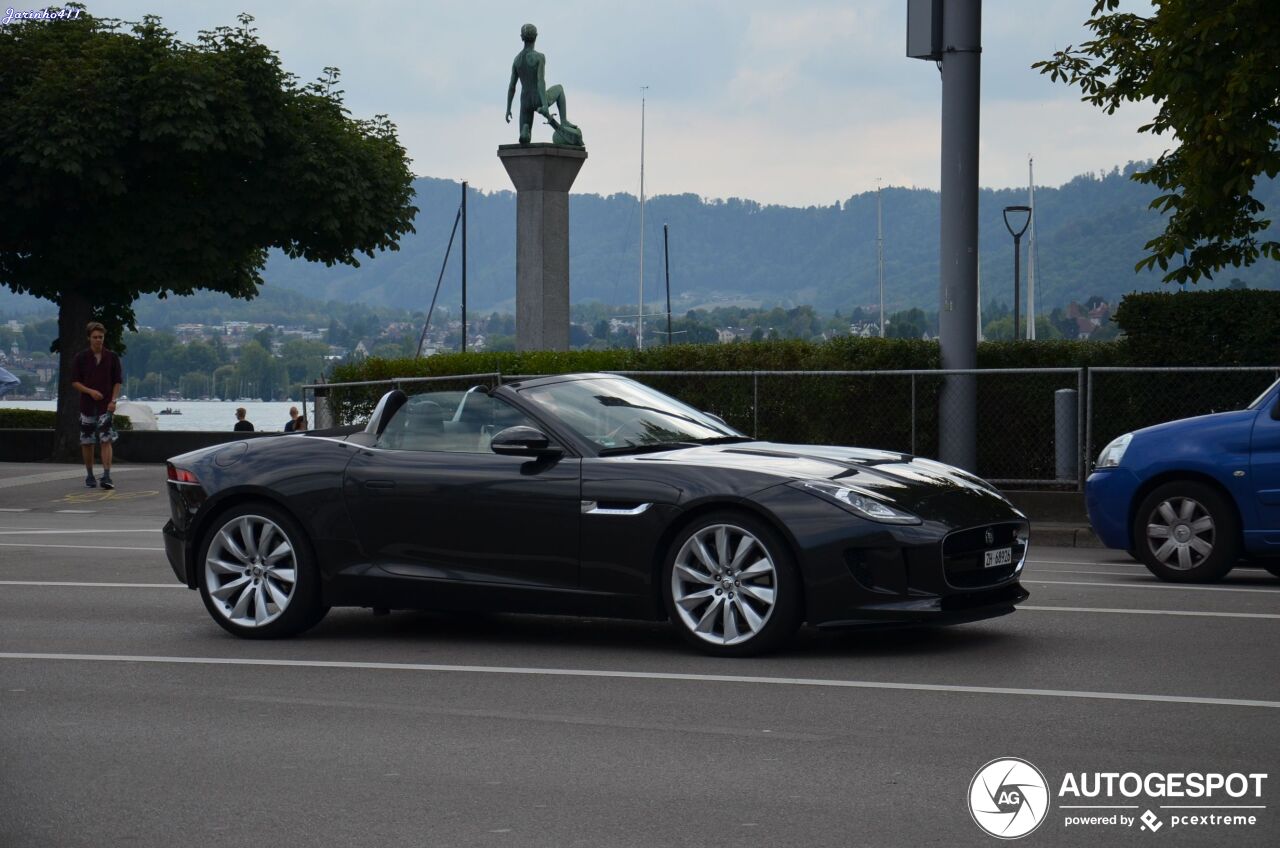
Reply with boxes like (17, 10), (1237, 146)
(163, 373), (1029, 655)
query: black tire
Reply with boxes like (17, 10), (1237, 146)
(1132, 481), (1239, 583)
(197, 502), (328, 638)
(1263, 563), (1280, 580)
(662, 511), (802, 657)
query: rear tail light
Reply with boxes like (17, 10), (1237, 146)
(167, 464), (200, 485)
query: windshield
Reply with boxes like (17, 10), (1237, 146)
(520, 376), (744, 451)
(1247, 377), (1280, 410)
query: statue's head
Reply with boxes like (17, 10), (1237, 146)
(520, 23), (537, 44)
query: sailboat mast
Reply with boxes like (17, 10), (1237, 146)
(637, 87), (648, 351)
(876, 180), (885, 337)
(1026, 156), (1037, 340)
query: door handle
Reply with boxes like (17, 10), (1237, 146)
(364, 480), (396, 490)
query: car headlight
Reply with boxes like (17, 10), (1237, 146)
(789, 480), (922, 525)
(1096, 433), (1133, 468)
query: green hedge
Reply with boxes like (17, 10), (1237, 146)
(0, 409), (133, 430)
(323, 331), (1277, 480)
(1115, 289), (1280, 365)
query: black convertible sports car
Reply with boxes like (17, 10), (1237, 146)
(163, 373), (1029, 656)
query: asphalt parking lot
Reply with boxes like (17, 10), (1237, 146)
(1, 462), (1277, 847)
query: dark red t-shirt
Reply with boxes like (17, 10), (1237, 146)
(70, 348), (122, 416)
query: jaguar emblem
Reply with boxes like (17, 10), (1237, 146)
(984, 529), (995, 546)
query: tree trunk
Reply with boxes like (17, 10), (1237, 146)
(52, 292), (92, 461)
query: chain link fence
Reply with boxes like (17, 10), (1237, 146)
(1085, 367), (1280, 470)
(304, 366), (1280, 490)
(305, 368), (1088, 488)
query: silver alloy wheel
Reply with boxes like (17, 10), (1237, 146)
(671, 523), (777, 647)
(204, 514), (298, 627)
(1145, 497), (1215, 571)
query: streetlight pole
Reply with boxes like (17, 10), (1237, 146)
(1002, 205), (1031, 341)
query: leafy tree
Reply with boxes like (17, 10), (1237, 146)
(1035, 0), (1280, 283)
(0, 8), (417, 452)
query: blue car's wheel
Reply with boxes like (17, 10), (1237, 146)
(1133, 482), (1238, 583)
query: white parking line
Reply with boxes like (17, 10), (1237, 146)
(0, 581), (179, 588)
(1022, 605), (1280, 620)
(0, 529), (162, 535)
(1025, 579), (1280, 594)
(0, 543), (164, 552)
(1030, 560), (1147, 568)
(1, 652), (1276, 709)
(1030, 568), (1278, 584)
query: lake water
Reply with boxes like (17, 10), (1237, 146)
(0, 399), (310, 432)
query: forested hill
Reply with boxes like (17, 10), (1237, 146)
(5, 164), (1278, 320)
(258, 164), (1280, 315)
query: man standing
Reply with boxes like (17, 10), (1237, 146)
(234, 408), (254, 432)
(69, 321), (122, 489)
(284, 406), (299, 432)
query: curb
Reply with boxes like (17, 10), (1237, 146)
(1031, 524), (1105, 549)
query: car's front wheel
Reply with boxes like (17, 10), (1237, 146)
(1133, 482), (1238, 583)
(197, 503), (327, 638)
(663, 513), (802, 657)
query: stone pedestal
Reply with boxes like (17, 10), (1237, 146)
(497, 144), (587, 351)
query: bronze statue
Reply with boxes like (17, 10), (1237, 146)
(505, 23), (584, 147)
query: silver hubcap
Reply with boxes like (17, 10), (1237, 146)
(204, 515), (297, 627)
(1146, 497), (1215, 571)
(671, 523), (777, 647)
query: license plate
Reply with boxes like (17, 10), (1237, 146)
(983, 547), (1012, 568)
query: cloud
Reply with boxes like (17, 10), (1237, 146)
(89, 0), (1162, 205)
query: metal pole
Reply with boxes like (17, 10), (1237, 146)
(937, 0), (981, 471)
(752, 372), (759, 438)
(638, 87), (648, 351)
(663, 223), (672, 345)
(461, 180), (467, 354)
(877, 181), (885, 337)
(1012, 233), (1021, 341)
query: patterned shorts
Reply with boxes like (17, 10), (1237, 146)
(79, 412), (118, 445)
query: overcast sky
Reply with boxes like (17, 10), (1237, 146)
(89, 0), (1165, 206)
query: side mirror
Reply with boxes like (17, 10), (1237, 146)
(491, 425), (562, 457)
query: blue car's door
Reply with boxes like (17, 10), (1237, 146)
(1249, 396), (1280, 533)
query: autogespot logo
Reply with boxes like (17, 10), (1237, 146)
(969, 757), (1052, 839)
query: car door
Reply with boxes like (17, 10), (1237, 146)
(1250, 395), (1280, 531)
(342, 389), (581, 589)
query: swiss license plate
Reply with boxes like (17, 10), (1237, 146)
(983, 547), (1012, 568)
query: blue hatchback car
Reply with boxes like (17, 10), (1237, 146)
(1087, 377), (1280, 582)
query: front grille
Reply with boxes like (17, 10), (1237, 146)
(942, 522), (1027, 589)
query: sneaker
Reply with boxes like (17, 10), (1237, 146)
(85, 473), (97, 488)
(99, 473), (114, 490)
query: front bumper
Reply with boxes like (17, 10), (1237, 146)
(814, 580), (1029, 629)
(754, 485), (1030, 629)
(1086, 467), (1142, 550)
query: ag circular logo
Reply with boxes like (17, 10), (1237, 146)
(968, 757), (1051, 839)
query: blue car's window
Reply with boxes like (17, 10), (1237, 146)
(521, 376), (742, 450)
(377, 389), (534, 453)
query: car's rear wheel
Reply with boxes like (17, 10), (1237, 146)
(663, 513), (801, 657)
(198, 503), (327, 638)
(1133, 482), (1238, 583)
